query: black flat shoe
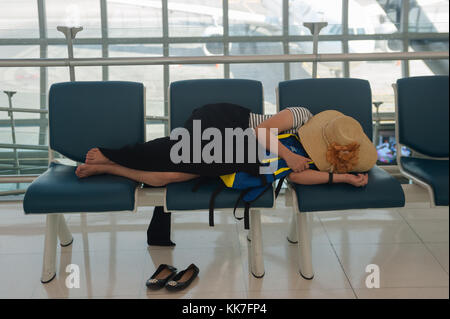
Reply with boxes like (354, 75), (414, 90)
(146, 264), (177, 290)
(165, 263), (199, 291)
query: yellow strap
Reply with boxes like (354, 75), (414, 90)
(277, 133), (301, 142)
(220, 173), (236, 188)
(274, 167), (291, 175)
(261, 157), (280, 164)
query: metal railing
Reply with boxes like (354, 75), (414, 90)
(0, 23), (448, 195)
(1, 50), (447, 67)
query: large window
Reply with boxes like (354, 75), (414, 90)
(0, 0), (448, 186)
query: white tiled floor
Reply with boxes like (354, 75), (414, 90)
(0, 186), (448, 299)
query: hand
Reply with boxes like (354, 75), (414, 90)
(345, 173), (369, 187)
(285, 153), (312, 173)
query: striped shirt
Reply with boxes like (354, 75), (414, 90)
(249, 107), (313, 134)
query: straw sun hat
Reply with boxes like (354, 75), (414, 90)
(298, 110), (377, 173)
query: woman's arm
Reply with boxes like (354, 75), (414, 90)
(255, 109), (311, 173)
(288, 170), (369, 187)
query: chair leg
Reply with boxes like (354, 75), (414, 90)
(41, 214), (59, 283)
(249, 209), (264, 278)
(58, 214), (73, 247)
(297, 211), (314, 280)
(287, 210), (298, 243)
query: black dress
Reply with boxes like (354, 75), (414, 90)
(99, 103), (261, 177)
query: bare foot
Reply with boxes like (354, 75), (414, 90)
(85, 148), (114, 165)
(75, 164), (108, 178)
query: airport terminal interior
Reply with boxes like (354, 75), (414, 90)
(0, 0), (448, 299)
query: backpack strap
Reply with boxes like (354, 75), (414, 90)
(208, 183), (226, 227)
(234, 176), (285, 230)
(191, 177), (226, 227)
(244, 203), (251, 229)
(208, 175), (286, 230)
(233, 188), (253, 222)
(191, 176), (212, 192)
(275, 176), (286, 199)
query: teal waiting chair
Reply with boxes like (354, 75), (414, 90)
(165, 79), (275, 278)
(277, 78), (405, 279)
(394, 76), (449, 207)
(23, 81), (145, 283)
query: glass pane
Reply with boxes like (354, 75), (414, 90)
(0, 62), (45, 176)
(409, 0), (449, 33)
(47, 65), (70, 85)
(168, 0), (222, 37)
(229, 42), (283, 114)
(0, 0), (39, 38)
(0, 68), (40, 110)
(229, 41), (282, 55)
(289, 0), (342, 35)
(289, 62), (313, 80)
(73, 45), (103, 58)
(409, 39), (449, 75)
(0, 127), (12, 144)
(347, 37), (403, 165)
(109, 65), (164, 117)
(349, 39), (402, 54)
(74, 67), (103, 81)
(109, 44), (163, 57)
(347, 1), (377, 35)
(289, 41), (343, 77)
(350, 39), (402, 115)
(169, 43), (224, 82)
(170, 64), (224, 82)
(46, 0), (101, 38)
(146, 123), (165, 140)
(109, 44), (164, 117)
(170, 42), (223, 56)
(47, 45), (67, 58)
(0, 45), (39, 59)
(318, 41), (343, 78)
(15, 126), (40, 145)
(48, 44), (103, 58)
(107, 0), (162, 37)
(230, 63), (283, 114)
(377, 0), (403, 32)
(289, 42), (310, 79)
(356, 0), (401, 34)
(410, 59), (449, 76)
(350, 60), (402, 114)
(229, 0), (282, 36)
(48, 45), (102, 81)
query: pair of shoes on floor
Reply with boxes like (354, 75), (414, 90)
(146, 263), (199, 291)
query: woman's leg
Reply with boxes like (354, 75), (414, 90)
(97, 136), (179, 172)
(85, 148), (114, 165)
(75, 163), (198, 187)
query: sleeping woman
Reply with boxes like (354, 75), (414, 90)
(75, 103), (377, 187)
